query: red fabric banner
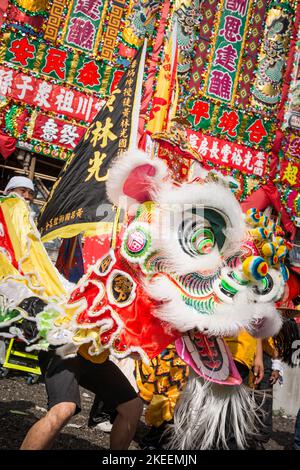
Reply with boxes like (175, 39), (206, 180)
(0, 129), (17, 158)
(186, 129), (268, 177)
(0, 65), (103, 123)
(32, 114), (86, 149)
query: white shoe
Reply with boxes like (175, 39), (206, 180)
(95, 420), (113, 433)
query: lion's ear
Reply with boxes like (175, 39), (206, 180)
(106, 148), (168, 209)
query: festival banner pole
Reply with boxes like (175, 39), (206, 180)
(111, 38), (148, 250)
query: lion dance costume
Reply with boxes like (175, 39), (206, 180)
(0, 150), (290, 449)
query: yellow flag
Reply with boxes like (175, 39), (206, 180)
(146, 30), (176, 135)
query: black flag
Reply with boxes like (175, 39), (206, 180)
(38, 46), (145, 241)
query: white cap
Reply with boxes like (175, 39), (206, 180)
(4, 176), (35, 194)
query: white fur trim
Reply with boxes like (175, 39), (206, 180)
(166, 374), (264, 450)
(145, 276), (282, 338)
(245, 303), (282, 338)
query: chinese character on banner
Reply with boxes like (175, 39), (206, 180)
(231, 148), (243, 165)
(217, 110), (240, 137)
(90, 118), (117, 148)
(16, 75), (33, 100)
(55, 88), (74, 113)
(74, 0), (101, 20)
(107, 89), (121, 112)
(282, 162), (299, 186)
(75, 96), (94, 121)
(242, 151), (253, 171)
(214, 44), (238, 72)
(77, 61), (101, 87)
(34, 81), (52, 108)
(9, 37), (35, 66)
(246, 119), (267, 144)
(67, 18), (96, 51)
(162, 53), (171, 81)
(189, 133), (200, 149)
(221, 144), (231, 162)
(33, 115), (85, 149)
(189, 101), (210, 125)
(60, 124), (80, 148)
(42, 49), (67, 79)
(0, 68), (13, 95)
(85, 151), (109, 181)
(41, 118), (59, 142)
(198, 137), (209, 156)
(225, 0), (248, 17)
(253, 151), (266, 176)
(220, 16), (242, 42)
(208, 71), (233, 100)
(210, 141), (220, 160)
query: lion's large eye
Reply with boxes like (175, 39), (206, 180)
(252, 274), (274, 296)
(179, 214), (216, 258)
(251, 268), (285, 303)
(191, 227), (215, 255)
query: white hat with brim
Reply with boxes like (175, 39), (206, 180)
(4, 176), (35, 194)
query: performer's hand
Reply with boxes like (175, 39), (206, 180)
(252, 358), (264, 385)
(269, 370), (280, 385)
(252, 338), (264, 386)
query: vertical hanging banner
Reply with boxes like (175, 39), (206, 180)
(38, 46), (145, 241)
(205, 0), (252, 104)
(147, 21), (178, 136)
(63, 0), (106, 53)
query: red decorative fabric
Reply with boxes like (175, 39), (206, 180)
(68, 244), (180, 359)
(0, 206), (18, 268)
(83, 235), (111, 272)
(122, 164), (157, 202)
(8, 5), (45, 29)
(241, 181), (296, 240)
(0, 130), (17, 159)
(286, 272), (300, 301)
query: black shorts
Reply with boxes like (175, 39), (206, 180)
(38, 350), (138, 415)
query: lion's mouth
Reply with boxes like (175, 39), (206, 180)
(175, 331), (242, 386)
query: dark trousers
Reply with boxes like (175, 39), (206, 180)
(295, 408), (300, 450)
(254, 352), (273, 444)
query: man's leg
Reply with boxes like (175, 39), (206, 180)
(21, 351), (81, 450)
(253, 353), (273, 448)
(110, 397), (143, 450)
(80, 357), (142, 449)
(294, 408), (300, 450)
(20, 402), (76, 450)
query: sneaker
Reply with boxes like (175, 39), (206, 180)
(94, 420), (113, 433)
(88, 409), (111, 428)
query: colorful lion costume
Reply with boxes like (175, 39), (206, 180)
(0, 149), (290, 449)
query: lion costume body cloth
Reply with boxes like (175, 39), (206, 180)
(0, 150), (290, 449)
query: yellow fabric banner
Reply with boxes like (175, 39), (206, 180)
(146, 33), (174, 135)
(0, 196), (65, 299)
